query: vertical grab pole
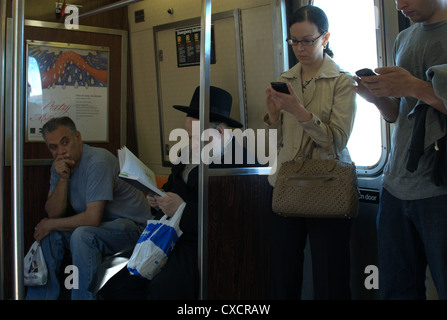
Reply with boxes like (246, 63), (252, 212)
(0, 0), (7, 301)
(198, 0), (211, 300)
(11, 0), (25, 300)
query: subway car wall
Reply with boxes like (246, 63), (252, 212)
(0, 0), (439, 300)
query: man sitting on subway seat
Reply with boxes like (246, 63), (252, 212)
(26, 116), (153, 300)
(96, 86), (260, 299)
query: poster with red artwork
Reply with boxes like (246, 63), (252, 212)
(26, 40), (109, 142)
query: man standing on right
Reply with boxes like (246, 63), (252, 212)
(354, 0), (447, 299)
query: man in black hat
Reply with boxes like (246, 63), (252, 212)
(169, 85), (259, 166)
(97, 86), (259, 299)
(173, 85), (244, 128)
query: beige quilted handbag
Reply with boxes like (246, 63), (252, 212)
(272, 132), (359, 218)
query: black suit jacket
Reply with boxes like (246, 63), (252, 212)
(157, 137), (261, 245)
(97, 139), (262, 299)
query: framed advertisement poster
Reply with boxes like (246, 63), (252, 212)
(26, 40), (110, 142)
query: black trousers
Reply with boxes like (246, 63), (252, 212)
(270, 209), (352, 300)
(98, 241), (198, 300)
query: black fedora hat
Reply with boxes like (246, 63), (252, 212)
(173, 86), (243, 128)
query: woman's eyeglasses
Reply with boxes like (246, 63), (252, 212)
(286, 33), (325, 47)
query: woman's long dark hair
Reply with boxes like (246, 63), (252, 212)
(289, 5), (334, 58)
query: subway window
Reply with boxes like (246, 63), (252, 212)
(313, 0), (385, 171)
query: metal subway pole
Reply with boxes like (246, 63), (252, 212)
(198, 0), (211, 300)
(0, 0), (7, 301)
(11, 0), (25, 300)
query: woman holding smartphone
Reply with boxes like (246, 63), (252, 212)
(264, 5), (357, 299)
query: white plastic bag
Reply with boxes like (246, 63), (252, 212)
(24, 241), (48, 286)
(127, 203), (184, 280)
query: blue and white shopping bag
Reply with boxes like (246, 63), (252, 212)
(128, 203), (184, 280)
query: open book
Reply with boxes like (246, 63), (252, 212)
(118, 146), (167, 197)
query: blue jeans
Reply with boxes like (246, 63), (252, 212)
(377, 188), (447, 299)
(26, 218), (144, 300)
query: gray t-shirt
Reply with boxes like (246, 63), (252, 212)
(49, 144), (152, 225)
(382, 20), (447, 200)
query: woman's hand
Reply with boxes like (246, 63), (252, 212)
(267, 83), (312, 122)
(265, 85), (282, 124)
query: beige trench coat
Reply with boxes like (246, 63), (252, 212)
(265, 54), (357, 186)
